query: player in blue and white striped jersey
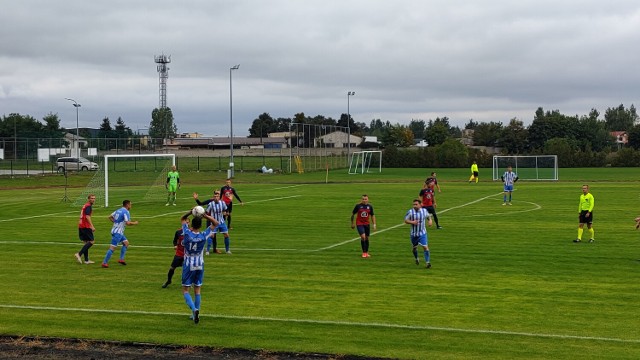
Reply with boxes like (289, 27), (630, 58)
(404, 199), (433, 269)
(180, 209), (218, 324)
(102, 200), (138, 268)
(204, 191), (233, 254)
(501, 166), (519, 206)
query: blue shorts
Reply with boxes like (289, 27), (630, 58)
(214, 223), (229, 234)
(356, 225), (370, 237)
(110, 233), (128, 246)
(504, 184), (514, 192)
(182, 266), (204, 287)
(411, 234), (428, 247)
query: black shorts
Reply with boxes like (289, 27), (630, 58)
(170, 255), (184, 268)
(426, 206), (436, 215)
(356, 224), (370, 237)
(473, 171), (479, 177)
(79, 228), (94, 241)
(226, 202), (233, 213)
(579, 210), (593, 224)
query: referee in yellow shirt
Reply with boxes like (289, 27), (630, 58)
(574, 184), (595, 243)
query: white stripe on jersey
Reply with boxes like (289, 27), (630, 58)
(182, 225), (209, 269)
(502, 171), (518, 185)
(206, 200), (227, 224)
(110, 208), (130, 235)
(404, 208), (430, 237)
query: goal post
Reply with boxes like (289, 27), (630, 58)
(492, 155), (558, 181)
(348, 151), (382, 174)
(104, 154), (175, 207)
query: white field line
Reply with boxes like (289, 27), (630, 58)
(0, 210), (78, 222)
(0, 304), (637, 344)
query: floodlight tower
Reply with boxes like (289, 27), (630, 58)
(154, 54), (171, 109)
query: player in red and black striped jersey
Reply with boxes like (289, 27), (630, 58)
(220, 178), (244, 229)
(75, 194), (96, 264)
(162, 220), (188, 288)
(419, 181), (442, 229)
(351, 194), (377, 258)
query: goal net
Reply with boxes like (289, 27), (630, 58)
(492, 155), (558, 181)
(348, 151), (382, 174)
(103, 154), (176, 207)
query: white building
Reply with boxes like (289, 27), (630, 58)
(315, 131), (362, 148)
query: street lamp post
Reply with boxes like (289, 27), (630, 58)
(229, 64), (240, 178)
(65, 98), (81, 158)
(347, 91), (355, 163)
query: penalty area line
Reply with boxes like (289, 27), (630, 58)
(0, 304), (637, 344)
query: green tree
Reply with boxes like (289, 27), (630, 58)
(409, 119), (426, 140)
(544, 137), (576, 167)
(472, 121), (503, 147)
(424, 118), (450, 146)
(575, 110), (612, 152)
(627, 124), (640, 150)
(435, 138), (469, 167)
(527, 108), (580, 151)
(114, 117), (133, 138)
(248, 113), (275, 138)
(500, 118), (528, 154)
(381, 123), (414, 147)
(604, 104), (638, 131)
(149, 107), (177, 140)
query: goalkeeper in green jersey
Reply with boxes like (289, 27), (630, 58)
(574, 184), (594, 243)
(166, 165), (180, 206)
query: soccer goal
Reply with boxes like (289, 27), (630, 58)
(492, 155), (558, 181)
(104, 154), (176, 207)
(348, 151), (382, 174)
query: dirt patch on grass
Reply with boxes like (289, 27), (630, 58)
(0, 336), (387, 360)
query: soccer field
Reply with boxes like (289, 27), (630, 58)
(1, 168), (640, 359)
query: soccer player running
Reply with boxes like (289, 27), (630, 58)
(404, 198), (433, 269)
(420, 181), (442, 229)
(501, 165), (519, 205)
(220, 178), (244, 229)
(351, 194), (377, 258)
(162, 219), (188, 288)
(102, 200), (139, 268)
(166, 165), (180, 206)
(574, 184), (595, 243)
(180, 209), (218, 324)
(75, 194), (97, 264)
(469, 161), (479, 183)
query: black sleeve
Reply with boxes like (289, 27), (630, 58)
(232, 189), (242, 202)
(514, 176), (519, 182)
(195, 198), (213, 206)
(173, 229), (181, 246)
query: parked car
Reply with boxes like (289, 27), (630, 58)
(56, 157), (99, 172)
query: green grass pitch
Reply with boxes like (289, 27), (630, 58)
(1, 168), (640, 359)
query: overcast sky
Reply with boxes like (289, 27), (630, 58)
(2, 0), (640, 136)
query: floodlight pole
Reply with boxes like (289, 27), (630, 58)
(65, 98), (81, 158)
(347, 91), (355, 165)
(229, 64), (240, 178)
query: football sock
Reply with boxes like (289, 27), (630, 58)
(80, 242), (93, 261)
(183, 293), (195, 311)
(432, 213), (439, 227)
(424, 250), (430, 263)
(475, 177), (478, 183)
(103, 249), (114, 264)
(212, 236), (218, 252)
(224, 237), (230, 252)
(577, 228), (584, 240)
(119, 246), (127, 260)
(588, 227), (594, 239)
(167, 193), (170, 202)
(167, 268), (175, 282)
(361, 239), (366, 252)
(227, 214), (232, 227)
(509, 195), (512, 202)
(194, 294), (201, 310)
(412, 248), (418, 259)
(503, 195), (507, 203)
(364, 239), (369, 253)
